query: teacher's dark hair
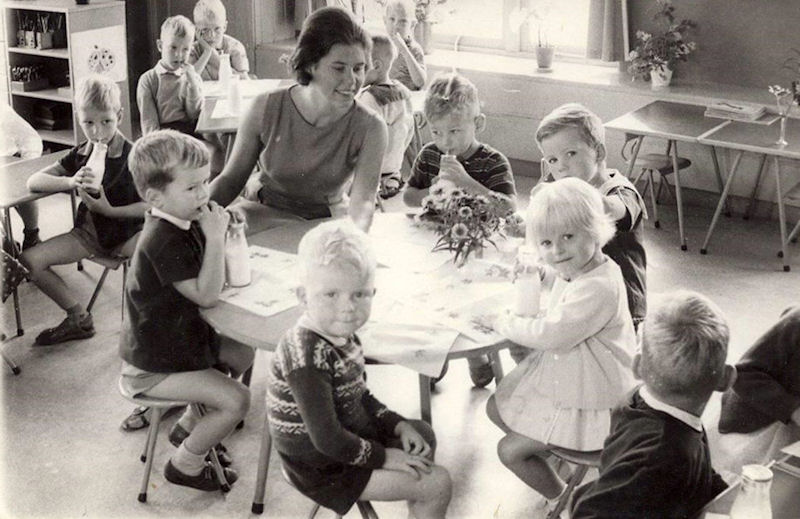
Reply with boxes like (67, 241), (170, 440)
(291, 6), (371, 86)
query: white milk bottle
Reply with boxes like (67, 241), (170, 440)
(729, 464), (773, 519)
(84, 141), (107, 193)
(514, 245), (541, 317)
(218, 52), (232, 91)
(225, 220), (251, 287)
(227, 74), (242, 115)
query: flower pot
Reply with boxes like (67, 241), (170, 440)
(650, 67), (673, 89)
(414, 21), (433, 55)
(536, 46), (555, 70)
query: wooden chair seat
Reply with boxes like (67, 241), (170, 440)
(634, 153), (692, 175)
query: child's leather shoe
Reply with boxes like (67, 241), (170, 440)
(468, 357), (494, 388)
(168, 422), (233, 467)
(164, 460), (238, 491)
(34, 314), (95, 346)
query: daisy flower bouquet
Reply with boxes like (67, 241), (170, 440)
(417, 182), (523, 266)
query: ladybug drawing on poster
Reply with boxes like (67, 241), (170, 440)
(87, 45), (116, 74)
(71, 25), (128, 83)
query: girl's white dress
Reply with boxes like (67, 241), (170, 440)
(494, 258), (636, 451)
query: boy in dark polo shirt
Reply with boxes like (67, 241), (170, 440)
(119, 130), (253, 491)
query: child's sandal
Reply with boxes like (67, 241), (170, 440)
(120, 406), (150, 432)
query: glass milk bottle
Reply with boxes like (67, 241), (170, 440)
(729, 464), (773, 519)
(227, 74), (242, 115)
(84, 141), (107, 193)
(225, 220), (251, 287)
(514, 245), (541, 317)
(218, 52), (232, 90)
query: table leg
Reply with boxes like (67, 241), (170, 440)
(709, 146), (732, 217)
(701, 150), (744, 255)
(418, 374), (432, 425)
(625, 136), (644, 179)
(224, 133), (235, 164)
(4, 208), (24, 337)
(773, 157), (790, 272)
(251, 408), (273, 514)
(743, 154), (768, 221)
(70, 190), (83, 271)
(488, 350), (504, 383)
(670, 140), (688, 251)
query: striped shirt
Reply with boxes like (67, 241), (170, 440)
(409, 142), (516, 196)
(267, 324), (404, 468)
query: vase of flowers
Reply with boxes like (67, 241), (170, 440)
(412, 0), (449, 55)
(768, 84), (798, 147)
(510, 2), (555, 70)
(627, 0), (696, 89)
(416, 183), (524, 267)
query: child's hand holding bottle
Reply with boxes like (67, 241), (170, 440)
(438, 153), (471, 188)
(198, 201), (230, 240)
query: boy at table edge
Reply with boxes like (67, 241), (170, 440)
(571, 290), (734, 519)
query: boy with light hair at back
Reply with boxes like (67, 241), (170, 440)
(572, 290), (734, 518)
(189, 0), (250, 80)
(358, 34), (413, 199)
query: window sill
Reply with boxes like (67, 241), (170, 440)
(425, 48), (774, 106)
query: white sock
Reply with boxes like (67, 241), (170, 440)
(170, 442), (206, 476)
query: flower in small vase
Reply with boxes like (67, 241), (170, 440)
(628, 0), (696, 81)
(768, 85), (795, 118)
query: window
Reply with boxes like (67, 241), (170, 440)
(362, 0), (592, 58)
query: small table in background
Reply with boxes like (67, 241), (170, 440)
(0, 150), (71, 336)
(605, 101), (729, 251)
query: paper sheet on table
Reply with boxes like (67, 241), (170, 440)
(431, 291), (510, 344)
(368, 213), (451, 272)
(220, 270), (298, 318)
(211, 97), (255, 119)
(202, 79), (283, 98)
(360, 321), (457, 377)
(248, 245), (299, 279)
(782, 440), (800, 458)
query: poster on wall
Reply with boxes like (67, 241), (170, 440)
(70, 25), (128, 84)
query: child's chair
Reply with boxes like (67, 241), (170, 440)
(118, 379), (232, 502)
(86, 255), (129, 321)
(622, 135), (692, 232)
(546, 446), (602, 519)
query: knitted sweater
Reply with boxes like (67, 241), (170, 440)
(267, 325), (405, 468)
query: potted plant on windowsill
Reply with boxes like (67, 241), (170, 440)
(413, 0), (450, 55)
(627, 0), (696, 89)
(510, 2), (555, 71)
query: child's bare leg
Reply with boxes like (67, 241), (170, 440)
(145, 369), (250, 455)
(497, 433), (564, 499)
(487, 395), (564, 498)
(20, 233), (90, 312)
(218, 337), (255, 378)
(360, 466), (452, 519)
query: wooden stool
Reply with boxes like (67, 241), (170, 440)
(546, 447), (602, 519)
(630, 151), (692, 230)
(281, 466), (379, 519)
(118, 380), (231, 502)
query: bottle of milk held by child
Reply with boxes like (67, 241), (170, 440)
(225, 220), (251, 287)
(514, 245), (541, 317)
(84, 141), (107, 193)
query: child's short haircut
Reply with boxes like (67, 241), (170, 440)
(128, 129), (209, 197)
(641, 291), (729, 397)
(526, 177), (615, 247)
(75, 74), (121, 113)
(424, 72), (480, 121)
(383, 0), (415, 16)
(536, 103), (606, 161)
(291, 7), (371, 86)
(193, 0), (226, 23)
(160, 15), (195, 41)
(297, 220), (376, 285)
(371, 34), (397, 66)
